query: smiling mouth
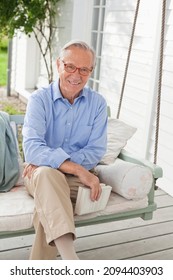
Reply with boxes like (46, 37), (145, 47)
(68, 80), (81, 85)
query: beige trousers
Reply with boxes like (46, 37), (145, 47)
(25, 166), (83, 260)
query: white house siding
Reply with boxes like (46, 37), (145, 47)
(151, 0), (173, 196)
(99, 0), (161, 156)
(97, 0), (173, 195)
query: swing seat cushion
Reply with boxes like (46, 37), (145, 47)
(96, 158), (153, 200)
(0, 181), (148, 232)
(0, 186), (34, 231)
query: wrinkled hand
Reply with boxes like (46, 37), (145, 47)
(22, 164), (38, 179)
(77, 169), (102, 201)
(58, 160), (102, 201)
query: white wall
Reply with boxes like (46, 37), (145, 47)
(71, 0), (93, 42)
(100, 0), (161, 154)
(98, 0), (173, 196)
(154, 0), (173, 196)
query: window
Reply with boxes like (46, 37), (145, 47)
(88, 0), (106, 91)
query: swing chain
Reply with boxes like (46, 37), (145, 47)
(154, 0), (166, 164)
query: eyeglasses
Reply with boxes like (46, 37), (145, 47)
(61, 60), (93, 76)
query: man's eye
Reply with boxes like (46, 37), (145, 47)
(81, 68), (89, 74)
(66, 64), (75, 70)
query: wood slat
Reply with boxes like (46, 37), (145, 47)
(78, 234), (173, 260)
(74, 221), (173, 256)
(130, 248), (173, 260)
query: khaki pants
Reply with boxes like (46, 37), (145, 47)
(25, 166), (84, 260)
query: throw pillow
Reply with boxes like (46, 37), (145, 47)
(100, 118), (137, 165)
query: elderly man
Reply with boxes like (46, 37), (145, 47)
(23, 40), (107, 260)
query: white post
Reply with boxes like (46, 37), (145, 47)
(71, 0), (93, 43)
(13, 32), (40, 99)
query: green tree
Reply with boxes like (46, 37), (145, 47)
(0, 0), (61, 83)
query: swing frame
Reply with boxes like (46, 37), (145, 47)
(0, 114), (162, 240)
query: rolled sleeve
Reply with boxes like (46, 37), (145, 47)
(42, 148), (70, 169)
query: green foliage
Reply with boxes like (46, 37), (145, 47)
(0, 52), (8, 86)
(2, 104), (23, 115)
(0, 36), (8, 51)
(0, 0), (58, 37)
(0, 36), (8, 85)
(0, 0), (61, 83)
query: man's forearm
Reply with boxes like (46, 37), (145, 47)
(58, 160), (84, 177)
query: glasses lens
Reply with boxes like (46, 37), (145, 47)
(64, 64), (76, 73)
(79, 68), (91, 76)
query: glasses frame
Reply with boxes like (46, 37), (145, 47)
(61, 60), (93, 76)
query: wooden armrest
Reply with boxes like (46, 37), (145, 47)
(118, 149), (163, 179)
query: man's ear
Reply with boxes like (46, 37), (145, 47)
(56, 58), (61, 72)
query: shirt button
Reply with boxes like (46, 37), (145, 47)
(65, 138), (68, 142)
(67, 122), (71, 126)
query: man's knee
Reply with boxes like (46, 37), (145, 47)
(33, 166), (67, 186)
(34, 166), (52, 176)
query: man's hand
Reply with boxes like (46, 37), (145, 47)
(22, 164), (38, 179)
(59, 160), (102, 201)
(77, 169), (102, 201)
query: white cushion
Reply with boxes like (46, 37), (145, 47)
(101, 118), (137, 165)
(95, 158), (153, 200)
(0, 186), (34, 231)
(0, 185), (148, 232)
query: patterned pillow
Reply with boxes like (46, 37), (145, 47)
(96, 158), (153, 200)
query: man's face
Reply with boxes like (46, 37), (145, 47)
(57, 46), (94, 102)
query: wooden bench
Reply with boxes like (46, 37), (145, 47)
(0, 114), (163, 240)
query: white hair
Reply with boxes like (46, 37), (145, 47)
(59, 40), (96, 67)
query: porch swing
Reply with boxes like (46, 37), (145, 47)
(0, 0), (164, 241)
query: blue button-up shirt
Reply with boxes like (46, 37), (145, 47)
(23, 80), (107, 170)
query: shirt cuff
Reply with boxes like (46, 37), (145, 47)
(50, 148), (71, 169)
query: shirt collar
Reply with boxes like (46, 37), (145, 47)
(51, 80), (63, 102)
(51, 79), (88, 103)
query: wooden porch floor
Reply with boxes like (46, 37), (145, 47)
(0, 189), (173, 260)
